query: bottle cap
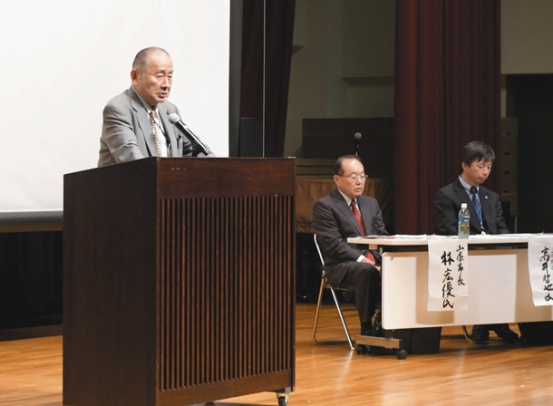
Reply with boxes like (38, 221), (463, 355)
(461, 203), (467, 208)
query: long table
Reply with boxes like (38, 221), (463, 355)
(348, 234), (553, 331)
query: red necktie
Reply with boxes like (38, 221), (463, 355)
(351, 200), (376, 262)
(351, 200), (366, 235)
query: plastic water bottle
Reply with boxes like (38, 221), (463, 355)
(458, 203), (470, 238)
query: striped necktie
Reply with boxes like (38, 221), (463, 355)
(149, 110), (162, 156)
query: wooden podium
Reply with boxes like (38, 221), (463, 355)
(63, 157), (296, 406)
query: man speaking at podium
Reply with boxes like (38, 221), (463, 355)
(98, 46), (213, 167)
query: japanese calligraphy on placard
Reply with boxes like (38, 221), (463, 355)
(427, 239), (469, 311)
(528, 235), (553, 306)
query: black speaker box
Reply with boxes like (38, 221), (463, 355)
(519, 321), (553, 345)
(238, 117), (263, 157)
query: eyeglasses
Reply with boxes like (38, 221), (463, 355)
(338, 173), (368, 182)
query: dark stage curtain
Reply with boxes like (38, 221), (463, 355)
(240, 0), (295, 157)
(394, 0), (501, 234)
(0, 232), (63, 330)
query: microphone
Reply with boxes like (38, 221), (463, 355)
(354, 132), (362, 156)
(167, 113), (209, 156)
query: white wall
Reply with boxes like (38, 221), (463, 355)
(501, 0), (553, 116)
(501, 0), (553, 75)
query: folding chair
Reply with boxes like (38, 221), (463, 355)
(312, 234), (356, 350)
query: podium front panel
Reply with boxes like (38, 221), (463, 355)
(63, 157), (296, 406)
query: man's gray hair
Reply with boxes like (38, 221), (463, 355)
(132, 47), (170, 71)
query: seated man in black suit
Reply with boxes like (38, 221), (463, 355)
(312, 155), (388, 336)
(434, 140), (518, 342)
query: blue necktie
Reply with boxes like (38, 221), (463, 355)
(470, 186), (482, 223)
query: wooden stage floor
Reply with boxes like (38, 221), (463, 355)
(1, 303), (553, 406)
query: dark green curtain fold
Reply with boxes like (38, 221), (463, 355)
(394, 0), (501, 234)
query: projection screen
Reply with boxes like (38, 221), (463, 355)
(0, 0), (230, 226)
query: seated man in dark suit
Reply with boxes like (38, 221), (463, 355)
(434, 140), (518, 342)
(312, 155), (388, 336)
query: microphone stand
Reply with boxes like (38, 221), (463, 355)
(178, 135), (201, 157)
(354, 132), (362, 156)
(190, 141), (201, 157)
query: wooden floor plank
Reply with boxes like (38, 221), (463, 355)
(1, 303), (553, 405)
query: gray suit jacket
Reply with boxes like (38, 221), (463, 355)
(434, 178), (509, 235)
(98, 87), (212, 167)
(312, 188), (388, 286)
